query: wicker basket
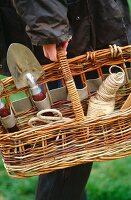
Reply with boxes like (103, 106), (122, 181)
(0, 45), (131, 178)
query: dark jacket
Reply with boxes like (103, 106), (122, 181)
(13, 0), (131, 58)
(0, 0), (32, 75)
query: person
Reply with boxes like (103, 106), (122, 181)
(0, 0), (32, 76)
(12, 0), (131, 200)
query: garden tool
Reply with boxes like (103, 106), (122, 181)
(7, 43), (50, 111)
(0, 81), (19, 133)
(0, 81), (20, 153)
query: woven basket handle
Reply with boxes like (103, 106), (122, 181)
(57, 47), (85, 121)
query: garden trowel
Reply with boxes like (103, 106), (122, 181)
(7, 43), (51, 111)
(7, 43), (61, 126)
(7, 43), (44, 89)
(0, 80), (19, 134)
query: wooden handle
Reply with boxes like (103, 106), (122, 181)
(120, 93), (131, 110)
(57, 47), (85, 121)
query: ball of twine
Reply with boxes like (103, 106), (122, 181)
(87, 65), (125, 117)
(96, 65), (125, 101)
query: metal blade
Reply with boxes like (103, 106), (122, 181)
(7, 43), (44, 89)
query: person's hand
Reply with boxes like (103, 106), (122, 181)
(43, 41), (69, 62)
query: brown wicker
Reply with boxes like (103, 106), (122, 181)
(0, 45), (131, 178)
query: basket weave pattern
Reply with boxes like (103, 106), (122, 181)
(0, 45), (131, 178)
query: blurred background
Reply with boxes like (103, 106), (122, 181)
(0, 156), (131, 200)
(0, 1), (131, 200)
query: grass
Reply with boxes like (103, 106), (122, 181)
(0, 156), (131, 200)
(87, 156), (131, 200)
(0, 157), (37, 200)
(128, 0), (131, 12)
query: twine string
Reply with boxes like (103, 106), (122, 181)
(28, 109), (71, 128)
(109, 44), (122, 58)
(87, 65), (125, 116)
(96, 65), (125, 101)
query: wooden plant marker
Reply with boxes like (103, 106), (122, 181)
(120, 93), (131, 110)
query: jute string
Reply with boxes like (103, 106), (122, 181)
(28, 109), (71, 128)
(87, 65), (125, 117)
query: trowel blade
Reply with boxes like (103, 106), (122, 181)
(7, 43), (44, 89)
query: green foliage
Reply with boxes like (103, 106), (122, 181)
(0, 75), (6, 80)
(128, 0), (131, 12)
(0, 156), (131, 200)
(87, 156), (131, 200)
(0, 157), (37, 200)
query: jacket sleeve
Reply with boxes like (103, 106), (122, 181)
(13, 0), (70, 45)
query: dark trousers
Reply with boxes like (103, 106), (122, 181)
(35, 162), (93, 200)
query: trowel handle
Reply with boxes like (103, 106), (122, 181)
(26, 73), (46, 102)
(31, 85), (49, 111)
(0, 105), (10, 117)
(32, 89), (46, 101)
(0, 101), (21, 154)
(0, 102), (19, 133)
